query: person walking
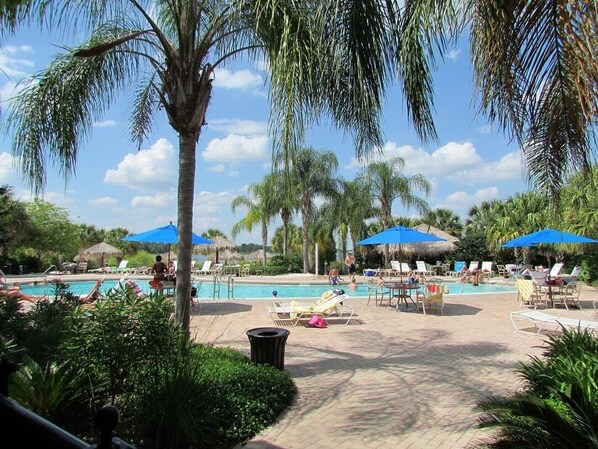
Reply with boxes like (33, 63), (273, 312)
(344, 252), (356, 276)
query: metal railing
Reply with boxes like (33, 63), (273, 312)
(0, 359), (135, 449)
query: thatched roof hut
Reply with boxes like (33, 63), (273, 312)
(381, 224), (459, 258)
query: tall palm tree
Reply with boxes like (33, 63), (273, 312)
(291, 147), (339, 273)
(231, 180), (274, 266)
(421, 208), (463, 237)
(2, 1), (388, 333)
(364, 157), (431, 265)
(263, 171), (298, 257)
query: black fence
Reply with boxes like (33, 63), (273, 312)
(0, 359), (135, 449)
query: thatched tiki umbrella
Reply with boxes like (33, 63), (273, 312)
(200, 236), (237, 264)
(400, 224), (458, 258)
(80, 242), (123, 268)
(245, 249), (272, 265)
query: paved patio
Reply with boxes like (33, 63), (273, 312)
(187, 276), (598, 449)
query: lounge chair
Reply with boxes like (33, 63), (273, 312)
(549, 262), (565, 278)
(115, 260), (129, 273)
(196, 261), (212, 275)
(267, 292), (354, 326)
(414, 261), (433, 277)
(468, 261), (479, 271)
(515, 279), (547, 309)
(481, 261), (494, 278)
(78, 278), (105, 303)
(510, 310), (598, 335)
(556, 265), (581, 283)
(416, 279), (444, 315)
(448, 261), (466, 277)
(390, 261), (401, 277)
(210, 263), (224, 275)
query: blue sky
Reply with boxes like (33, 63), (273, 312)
(0, 26), (527, 244)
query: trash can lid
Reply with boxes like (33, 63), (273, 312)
(247, 327), (290, 337)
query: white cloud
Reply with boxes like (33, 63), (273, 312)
(213, 68), (263, 90)
(131, 192), (175, 208)
(208, 164), (225, 173)
(228, 170), (239, 177)
(93, 119), (118, 128)
(90, 196), (118, 206)
(445, 49), (461, 62)
(438, 186), (500, 217)
(195, 190), (234, 215)
(0, 151), (17, 181)
(208, 119), (268, 135)
(201, 134), (269, 164)
(349, 141), (523, 186)
(452, 151), (522, 185)
(0, 45), (34, 78)
(104, 138), (177, 190)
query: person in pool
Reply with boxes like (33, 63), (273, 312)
(328, 267), (342, 285)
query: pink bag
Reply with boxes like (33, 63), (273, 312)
(308, 315), (328, 328)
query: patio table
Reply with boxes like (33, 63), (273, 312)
(387, 283), (420, 311)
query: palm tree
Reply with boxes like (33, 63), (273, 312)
(421, 208), (463, 237)
(364, 157), (431, 265)
(561, 166), (598, 237)
(231, 180), (274, 266)
(3, 2), (388, 333)
(291, 147), (339, 273)
(263, 171), (298, 257)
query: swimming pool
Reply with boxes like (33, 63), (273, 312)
(17, 279), (516, 299)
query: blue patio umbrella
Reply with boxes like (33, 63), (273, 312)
(358, 225), (446, 281)
(123, 222), (213, 264)
(358, 225), (446, 245)
(501, 228), (598, 247)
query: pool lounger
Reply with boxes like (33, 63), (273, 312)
(510, 310), (598, 335)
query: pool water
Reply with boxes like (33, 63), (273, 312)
(18, 279), (516, 299)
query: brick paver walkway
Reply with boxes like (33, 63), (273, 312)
(189, 278), (598, 449)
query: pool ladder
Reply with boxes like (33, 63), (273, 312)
(211, 274), (235, 299)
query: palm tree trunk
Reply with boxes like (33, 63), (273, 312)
(302, 207), (309, 273)
(281, 209), (290, 256)
(175, 134), (196, 333)
(261, 220), (268, 266)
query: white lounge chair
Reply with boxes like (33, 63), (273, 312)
(390, 261), (401, 277)
(510, 310), (598, 335)
(267, 293), (354, 326)
(196, 261), (212, 275)
(549, 262), (564, 278)
(481, 261), (494, 278)
(400, 263), (411, 275)
(115, 260), (129, 273)
(468, 261), (479, 271)
(414, 261), (433, 276)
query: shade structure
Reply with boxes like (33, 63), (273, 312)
(123, 223), (213, 264)
(80, 242), (123, 268)
(384, 224), (458, 257)
(502, 228), (598, 247)
(197, 236), (238, 264)
(358, 225), (446, 246)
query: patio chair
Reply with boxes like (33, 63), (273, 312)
(510, 309), (598, 335)
(366, 280), (390, 307)
(77, 262), (88, 273)
(210, 263), (224, 275)
(115, 260), (129, 273)
(267, 293), (354, 326)
(468, 261), (479, 271)
(515, 279), (548, 309)
(416, 279), (444, 315)
(390, 261), (401, 277)
(551, 282), (582, 310)
(496, 264), (508, 277)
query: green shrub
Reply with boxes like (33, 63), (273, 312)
(474, 328), (598, 448)
(0, 294), (29, 359)
(127, 250), (156, 269)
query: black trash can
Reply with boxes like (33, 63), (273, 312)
(246, 327), (290, 370)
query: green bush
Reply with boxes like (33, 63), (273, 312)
(268, 254), (302, 273)
(126, 250), (156, 269)
(1, 285), (297, 449)
(474, 328), (598, 448)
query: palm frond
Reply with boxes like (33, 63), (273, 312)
(470, 0), (597, 197)
(5, 22), (148, 192)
